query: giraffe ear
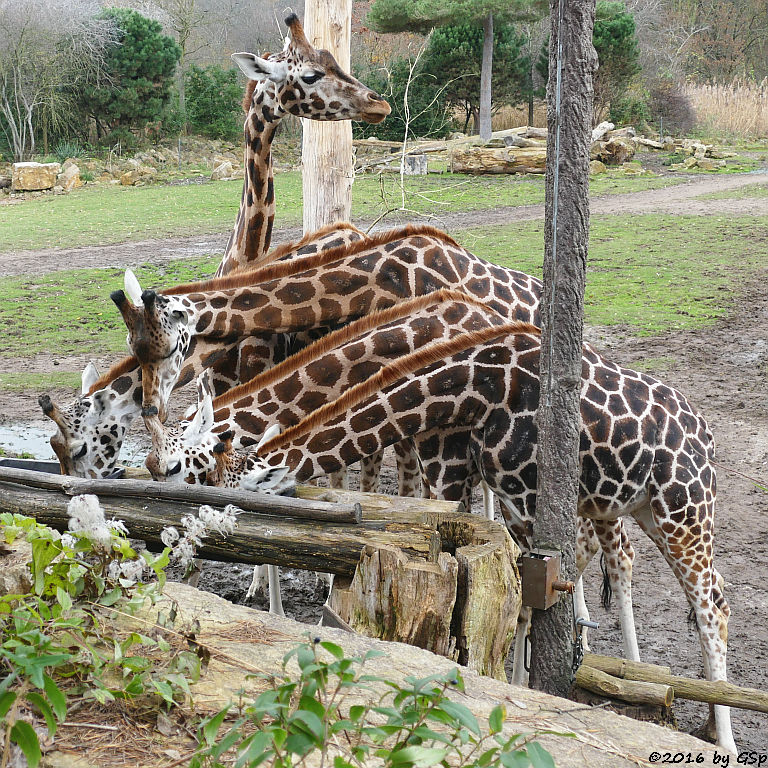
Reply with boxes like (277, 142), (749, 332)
(182, 392), (214, 445)
(196, 370), (214, 406)
(255, 423), (281, 453)
(231, 52), (287, 83)
(124, 269), (143, 306)
(81, 362), (100, 395)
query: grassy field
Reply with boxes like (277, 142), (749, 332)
(698, 182), (768, 200)
(1, 213), (765, 369)
(0, 170), (685, 252)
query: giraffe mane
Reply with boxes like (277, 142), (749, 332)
(242, 80), (258, 113)
(161, 225), (461, 296)
(86, 355), (139, 396)
(259, 320), (541, 455)
(236, 221), (367, 273)
(213, 289), (506, 408)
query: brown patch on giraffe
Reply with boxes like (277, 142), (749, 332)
(86, 356), (139, 396)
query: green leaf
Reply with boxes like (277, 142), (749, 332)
(349, 704), (366, 722)
(319, 640), (344, 659)
(55, 586), (72, 612)
(43, 675), (67, 721)
(288, 710), (324, 741)
(202, 708), (230, 745)
(435, 699), (480, 736)
(526, 742), (556, 768)
(11, 720), (42, 768)
(388, 745), (449, 766)
(31, 538), (61, 595)
(500, 751), (531, 768)
(0, 691), (17, 719)
(489, 704), (505, 734)
(27, 692), (57, 735)
(235, 731), (271, 768)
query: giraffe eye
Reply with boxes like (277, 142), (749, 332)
(301, 71), (323, 84)
(72, 444), (87, 460)
(167, 461), (182, 476)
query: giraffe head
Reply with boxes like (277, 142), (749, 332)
(232, 14), (390, 125)
(39, 362), (138, 478)
(208, 427), (291, 493)
(111, 270), (191, 423)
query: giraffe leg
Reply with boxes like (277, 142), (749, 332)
(267, 565), (284, 617)
(360, 451), (383, 493)
(634, 501), (735, 753)
(328, 468), (349, 489)
(574, 518), (601, 653)
(592, 519), (640, 662)
(511, 605), (531, 686)
(481, 482), (495, 521)
(247, 564), (269, 600)
(394, 440), (422, 497)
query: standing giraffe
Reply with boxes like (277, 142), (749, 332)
(209, 325), (736, 753)
(141, 292), (635, 663)
(216, 14), (389, 277)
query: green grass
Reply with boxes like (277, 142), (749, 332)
(0, 371), (81, 392)
(697, 182), (768, 200)
(0, 170), (685, 252)
(458, 213), (768, 335)
(625, 356), (679, 373)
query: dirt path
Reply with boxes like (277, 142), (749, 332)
(2, 169), (767, 755)
(1, 171), (767, 278)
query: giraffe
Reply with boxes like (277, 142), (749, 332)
(38, 223), (366, 480)
(140, 290), (637, 665)
(208, 325), (736, 753)
(215, 13), (390, 277)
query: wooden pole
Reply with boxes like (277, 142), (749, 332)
(0, 466), (361, 524)
(529, 0), (596, 697)
(301, 0), (353, 234)
(0, 481), (438, 576)
(575, 665), (674, 708)
(582, 654), (768, 714)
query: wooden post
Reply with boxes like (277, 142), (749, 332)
(302, 0), (353, 234)
(529, 0), (596, 697)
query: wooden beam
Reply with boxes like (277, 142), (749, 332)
(0, 466), (361, 524)
(575, 665), (674, 708)
(583, 653), (768, 713)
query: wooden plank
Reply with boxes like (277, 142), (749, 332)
(0, 482), (439, 576)
(583, 653), (768, 713)
(0, 466), (361, 523)
(575, 665), (674, 707)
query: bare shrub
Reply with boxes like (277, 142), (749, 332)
(649, 79), (696, 136)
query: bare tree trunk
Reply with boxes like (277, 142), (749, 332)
(301, 0), (353, 234)
(478, 13), (493, 141)
(528, 0), (596, 698)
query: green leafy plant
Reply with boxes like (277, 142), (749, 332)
(0, 507), (198, 768)
(53, 140), (85, 163)
(192, 637), (559, 767)
(186, 64), (243, 141)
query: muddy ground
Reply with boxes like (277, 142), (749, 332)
(1, 171), (767, 755)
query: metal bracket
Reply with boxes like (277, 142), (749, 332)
(521, 549), (575, 610)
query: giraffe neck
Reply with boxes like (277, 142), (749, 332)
(217, 82), (284, 278)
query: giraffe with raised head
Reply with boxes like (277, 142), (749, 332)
(207, 324), (736, 753)
(216, 13), (390, 277)
(140, 290), (637, 665)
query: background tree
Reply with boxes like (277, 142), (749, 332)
(185, 63), (241, 140)
(368, 0), (544, 140)
(420, 21), (530, 133)
(0, 0), (117, 160)
(537, 0), (639, 121)
(81, 8), (181, 139)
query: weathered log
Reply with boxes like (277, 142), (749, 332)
(0, 481), (439, 576)
(0, 466), (360, 523)
(450, 145), (547, 175)
(591, 121), (615, 142)
(575, 665), (674, 707)
(583, 653), (768, 713)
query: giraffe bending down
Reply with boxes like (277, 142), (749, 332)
(216, 14), (389, 277)
(39, 223), (366, 480)
(140, 291), (637, 663)
(208, 325), (735, 753)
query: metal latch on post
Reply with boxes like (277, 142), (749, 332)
(520, 549), (575, 610)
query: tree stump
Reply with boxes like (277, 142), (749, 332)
(402, 154), (427, 175)
(450, 145), (547, 174)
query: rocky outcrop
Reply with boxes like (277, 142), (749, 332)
(12, 162), (61, 191)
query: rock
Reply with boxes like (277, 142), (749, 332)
(636, 137), (664, 150)
(0, 175), (10, 189)
(0, 539), (33, 596)
(53, 185), (65, 194)
(589, 159), (607, 175)
(695, 158), (725, 171)
(591, 121), (615, 142)
(606, 126), (636, 139)
(11, 161), (61, 191)
(211, 160), (235, 180)
(57, 163), (82, 192)
(620, 161), (649, 176)
(119, 165), (156, 186)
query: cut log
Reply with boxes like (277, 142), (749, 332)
(575, 665), (674, 707)
(450, 145), (547, 175)
(591, 121), (614, 142)
(0, 480), (440, 576)
(583, 653), (768, 713)
(0, 466), (359, 523)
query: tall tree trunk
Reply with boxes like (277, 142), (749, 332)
(478, 13), (494, 141)
(302, 0), (353, 234)
(528, 0), (596, 698)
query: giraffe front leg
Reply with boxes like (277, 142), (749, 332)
(360, 451), (383, 493)
(574, 518), (601, 653)
(511, 605), (531, 687)
(394, 440), (422, 497)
